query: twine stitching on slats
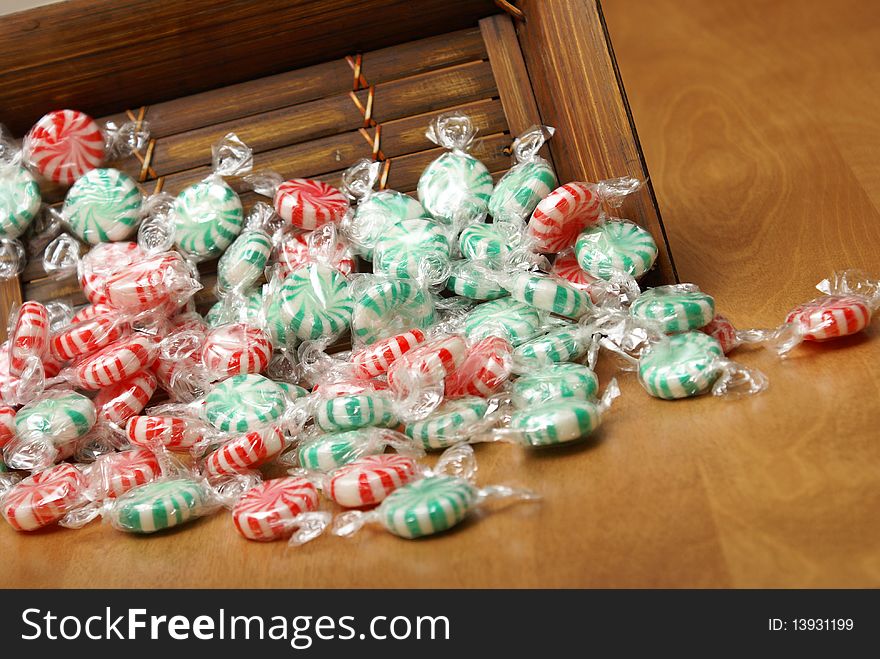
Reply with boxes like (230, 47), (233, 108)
(346, 53), (391, 190)
(125, 106), (158, 181)
(494, 0), (525, 20)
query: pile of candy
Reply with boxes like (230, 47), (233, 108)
(1, 109), (878, 545)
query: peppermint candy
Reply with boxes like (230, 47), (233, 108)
(73, 334), (159, 390)
(274, 179), (349, 230)
(327, 454), (418, 508)
(94, 370), (157, 426)
(24, 110), (105, 185)
(0, 165), (41, 239)
(528, 182), (602, 253)
(280, 264), (353, 341)
(2, 463), (86, 531)
(638, 332), (724, 399)
(575, 219), (658, 280)
(203, 425), (286, 478)
(110, 478), (210, 534)
(201, 323), (272, 380)
(173, 179), (243, 259)
(203, 374), (286, 433)
(62, 168), (142, 244)
(232, 477), (319, 542)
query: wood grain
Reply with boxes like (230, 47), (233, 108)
(4, 0), (880, 588)
(0, 0), (498, 135)
(517, 0), (677, 287)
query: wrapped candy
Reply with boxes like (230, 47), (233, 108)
(278, 263), (353, 342)
(216, 202), (277, 296)
(0, 405), (15, 449)
(172, 133), (252, 260)
(4, 391), (96, 470)
(103, 251), (201, 316)
(88, 448), (162, 499)
(107, 477), (215, 534)
(575, 218), (659, 281)
(78, 241), (144, 305)
(417, 111), (493, 227)
(350, 276), (436, 346)
(511, 323), (597, 374)
(202, 374), (287, 433)
(334, 444), (537, 539)
(404, 396), (493, 450)
(458, 222), (513, 268)
(8, 301), (50, 376)
(500, 270), (593, 319)
(61, 168), (143, 244)
(70, 333), (159, 390)
(630, 284), (716, 334)
(313, 393), (399, 433)
(205, 288), (263, 329)
(386, 333), (468, 397)
(373, 218), (452, 285)
(502, 380), (619, 448)
(489, 125), (557, 224)
(463, 297), (543, 347)
(325, 454), (420, 508)
(126, 415), (213, 452)
(527, 177), (642, 253)
(201, 323), (273, 381)
(638, 331), (767, 399)
(202, 425), (286, 478)
(273, 226), (357, 279)
(295, 428), (422, 473)
(446, 260), (508, 300)
(0, 128), (42, 248)
(94, 370), (158, 426)
(247, 171), (349, 231)
(350, 328), (428, 379)
(443, 335), (513, 398)
(50, 313), (130, 362)
(340, 158), (426, 259)
(1, 463), (86, 531)
(71, 302), (114, 324)
(773, 270), (879, 355)
(231, 476), (328, 543)
(510, 362), (599, 408)
(22, 109), (149, 185)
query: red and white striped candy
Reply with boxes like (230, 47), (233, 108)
(71, 303), (114, 324)
(528, 182), (602, 253)
(201, 323), (272, 380)
(24, 110), (105, 185)
(50, 314), (130, 362)
(274, 179), (349, 230)
(350, 328), (427, 379)
(1, 463), (85, 531)
(551, 249), (600, 302)
(700, 314), (740, 354)
(785, 295), (872, 341)
(9, 301), (49, 375)
(73, 334), (158, 390)
(42, 353), (64, 379)
(204, 425), (285, 478)
(0, 405), (16, 449)
(94, 370), (157, 426)
(386, 334), (468, 391)
(79, 241), (144, 305)
(312, 378), (389, 397)
(94, 448), (161, 498)
(104, 251), (192, 314)
(232, 477), (319, 542)
(126, 415), (206, 451)
(327, 454), (418, 508)
(444, 336), (513, 397)
(276, 231), (356, 278)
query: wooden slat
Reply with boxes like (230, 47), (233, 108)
(100, 28), (488, 140)
(0, 0), (500, 135)
(479, 15), (547, 140)
(128, 61), (499, 180)
(517, 0), (677, 285)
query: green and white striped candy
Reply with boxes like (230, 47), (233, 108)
(277, 382), (309, 402)
(173, 178), (244, 259)
(62, 168), (141, 244)
(205, 288), (263, 328)
(264, 289), (292, 347)
(575, 219), (658, 280)
(350, 191), (425, 259)
(217, 229), (272, 293)
(509, 399), (603, 447)
(488, 160), (557, 224)
(446, 260), (507, 300)
(297, 430), (379, 472)
(464, 297), (542, 347)
(458, 223), (511, 268)
(280, 264), (353, 341)
(314, 394), (397, 432)
(638, 331), (723, 399)
(351, 279), (435, 345)
(510, 363), (599, 408)
(417, 152), (493, 226)
(630, 285), (715, 333)
(404, 396), (489, 450)
(504, 271), (592, 319)
(203, 374), (286, 433)
(512, 326), (589, 373)
(111, 478), (209, 533)
(379, 475), (477, 539)
(373, 218), (451, 284)
(15, 391), (96, 444)
(0, 165), (41, 239)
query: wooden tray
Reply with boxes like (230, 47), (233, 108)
(0, 0), (676, 339)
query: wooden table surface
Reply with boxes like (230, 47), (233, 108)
(3, 0), (879, 588)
